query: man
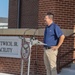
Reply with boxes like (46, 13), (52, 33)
(43, 12), (65, 75)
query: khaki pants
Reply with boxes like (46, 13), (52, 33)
(44, 48), (58, 75)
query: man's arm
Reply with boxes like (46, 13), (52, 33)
(51, 35), (65, 50)
(57, 35), (65, 48)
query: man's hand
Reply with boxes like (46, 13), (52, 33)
(51, 46), (59, 51)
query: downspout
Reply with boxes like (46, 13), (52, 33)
(17, 0), (21, 28)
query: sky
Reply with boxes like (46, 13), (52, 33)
(0, 0), (9, 18)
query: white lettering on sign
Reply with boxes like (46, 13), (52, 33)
(0, 36), (22, 58)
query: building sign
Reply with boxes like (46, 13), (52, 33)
(0, 36), (22, 58)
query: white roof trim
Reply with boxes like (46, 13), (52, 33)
(0, 23), (8, 25)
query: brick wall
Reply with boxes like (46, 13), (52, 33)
(1, 0), (75, 75)
(8, 0), (39, 28)
(8, 0), (18, 28)
(0, 58), (21, 75)
(38, 0), (75, 29)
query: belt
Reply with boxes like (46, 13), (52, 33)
(44, 46), (51, 49)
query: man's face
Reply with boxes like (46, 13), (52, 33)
(44, 15), (51, 25)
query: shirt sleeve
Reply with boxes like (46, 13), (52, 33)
(55, 25), (64, 38)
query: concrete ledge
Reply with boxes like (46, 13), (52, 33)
(0, 73), (14, 75)
(0, 28), (74, 36)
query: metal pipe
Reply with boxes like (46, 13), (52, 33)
(17, 0), (21, 28)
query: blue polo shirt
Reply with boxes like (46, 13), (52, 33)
(44, 22), (64, 47)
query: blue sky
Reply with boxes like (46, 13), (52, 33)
(0, 0), (9, 18)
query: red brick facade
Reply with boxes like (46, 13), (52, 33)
(38, 0), (75, 29)
(0, 0), (75, 75)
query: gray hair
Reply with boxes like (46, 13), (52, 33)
(46, 12), (54, 20)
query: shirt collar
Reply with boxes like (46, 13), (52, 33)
(47, 22), (54, 28)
